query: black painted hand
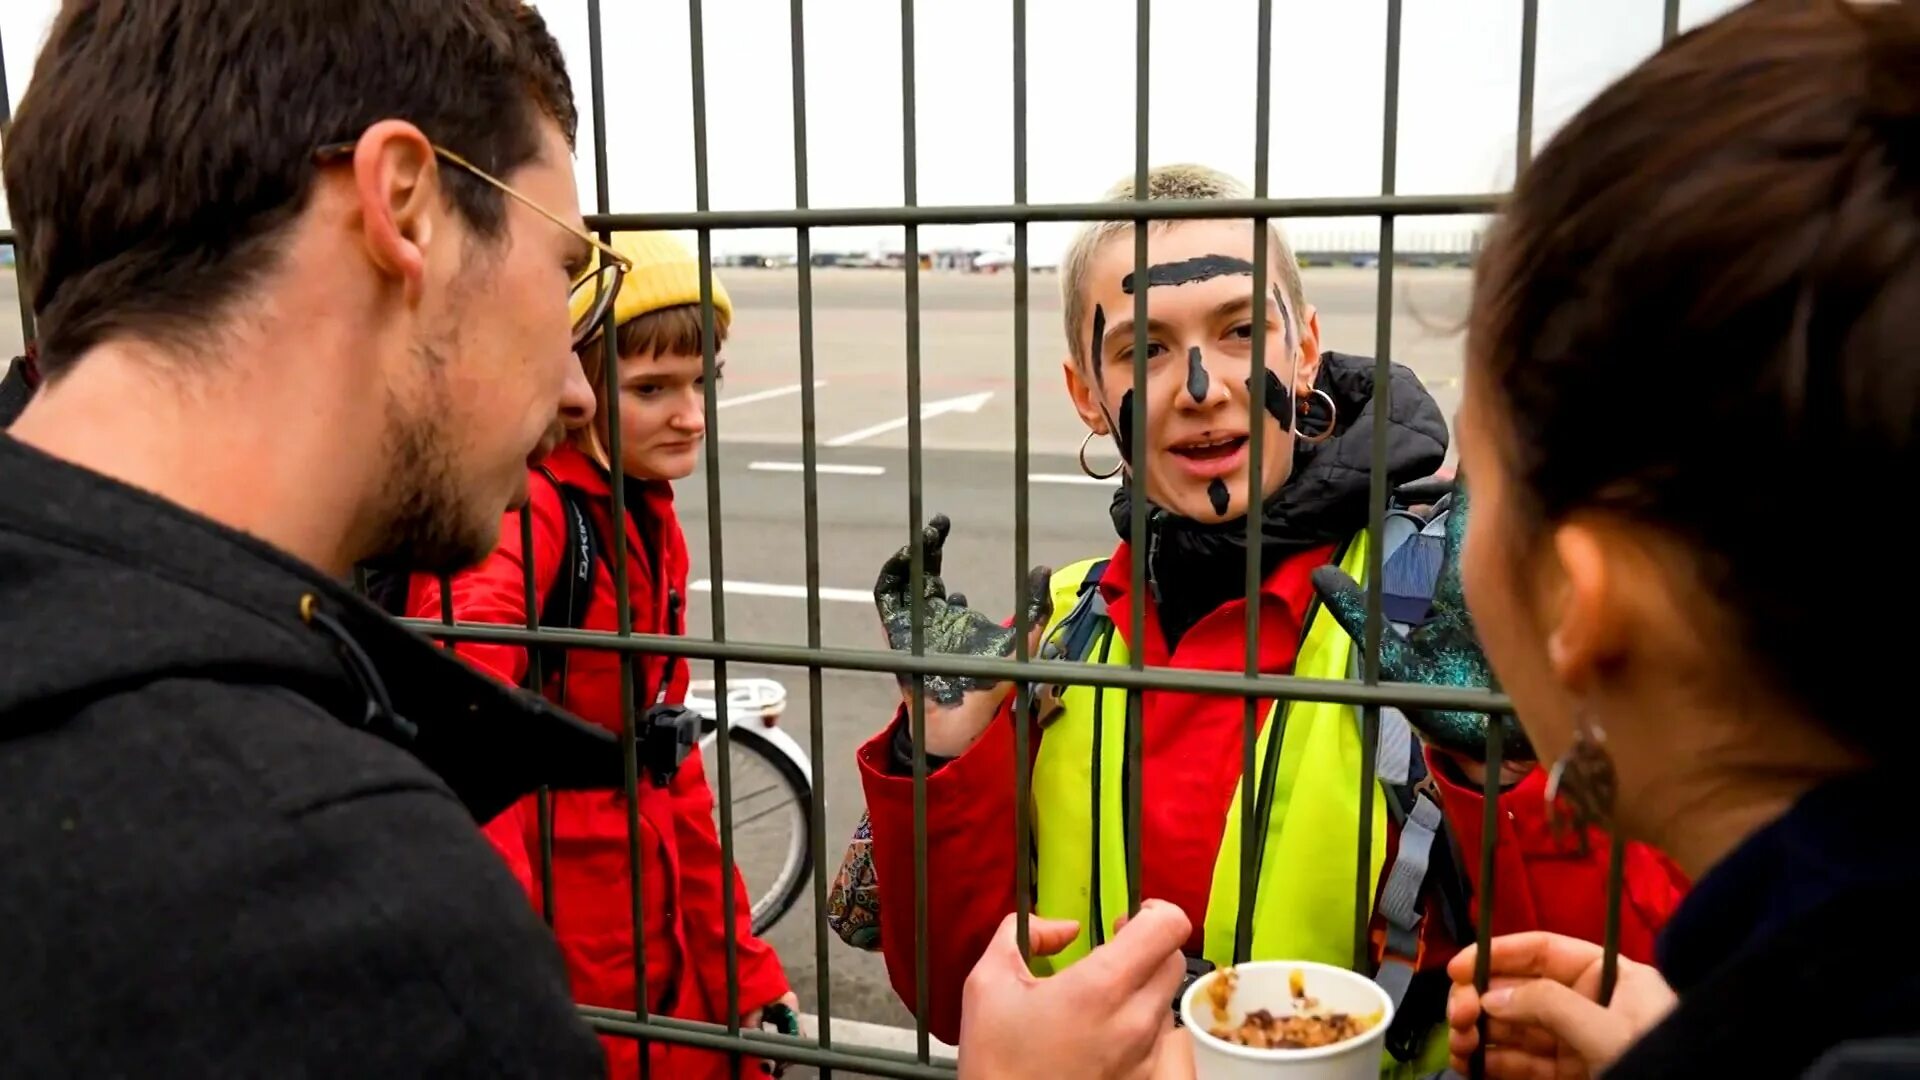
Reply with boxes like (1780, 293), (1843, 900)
(1309, 484), (1535, 762)
(874, 515), (1053, 757)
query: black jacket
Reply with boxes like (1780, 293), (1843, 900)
(0, 433), (625, 1076)
(1610, 770), (1920, 1077)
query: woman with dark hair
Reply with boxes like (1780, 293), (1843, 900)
(1440, 0), (1920, 1075)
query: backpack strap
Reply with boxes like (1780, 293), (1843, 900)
(1051, 558), (1112, 664)
(528, 468), (601, 702)
(1356, 508), (1479, 1060)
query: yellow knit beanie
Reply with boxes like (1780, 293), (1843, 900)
(569, 231), (734, 332)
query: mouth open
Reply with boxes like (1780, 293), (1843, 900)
(1168, 433), (1250, 480)
(1171, 435), (1248, 461)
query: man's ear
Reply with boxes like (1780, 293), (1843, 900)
(1063, 354), (1109, 434)
(351, 119), (440, 304)
(1292, 302), (1324, 393)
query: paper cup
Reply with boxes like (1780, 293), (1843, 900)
(1178, 961), (1394, 1080)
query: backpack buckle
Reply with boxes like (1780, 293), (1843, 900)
(640, 703), (701, 788)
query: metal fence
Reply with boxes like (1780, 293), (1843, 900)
(0, 0), (1689, 1077)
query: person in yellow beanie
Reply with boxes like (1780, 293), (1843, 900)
(407, 232), (795, 1080)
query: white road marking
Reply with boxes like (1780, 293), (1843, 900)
(825, 390), (994, 448)
(748, 460), (886, 476)
(716, 380), (827, 410)
(688, 579), (871, 604)
(1030, 472), (1116, 486)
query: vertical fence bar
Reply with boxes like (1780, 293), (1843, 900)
(1010, 0), (1035, 964)
(1599, 830), (1628, 1004)
(1355, 0), (1402, 972)
(899, 0), (932, 1062)
(1234, 0), (1275, 966)
(1517, 0), (1537, 177)
(1471, 8), (1540, 1074)
(1470, 720), (1504, 1080)
(0, 30), (34, 346)
(1124, 0), (1150, 921)
(787, 0), (833, 1066)
(1595, 0), (1682, 1019)
(584, 2), (650, 1075)
(520, 507), (558, 929)
(686, 0), (742, 1063)
(438, 572), (457, 646)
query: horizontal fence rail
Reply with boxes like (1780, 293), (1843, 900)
(0, 0), (1695, 1076)
(404, 616), (1514, 713)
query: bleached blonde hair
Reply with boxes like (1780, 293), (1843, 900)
(1059, 164), (1307, 366)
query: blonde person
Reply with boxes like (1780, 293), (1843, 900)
(849, 165), (1687, 1075)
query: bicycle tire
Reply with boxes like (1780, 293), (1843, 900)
(706, 726), (814, 937)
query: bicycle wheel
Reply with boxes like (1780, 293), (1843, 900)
(705, 727), (813, 936)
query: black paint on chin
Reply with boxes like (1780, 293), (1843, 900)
(1186, 347), (1209, 403)
(1207, 478), (1229, 517)
(1090, 304), (1107, 386)
(1120, 253), (1256, 294)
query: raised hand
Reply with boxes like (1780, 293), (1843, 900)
(1309, 482), (1534, 761)
(958, 902), (1191, 1080)
(874, 514), (1053, 758)
(1445, 932), (1675, 1079)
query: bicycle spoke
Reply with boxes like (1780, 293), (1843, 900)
(728, 781), (787, 807)
(731, 798), (801, 833)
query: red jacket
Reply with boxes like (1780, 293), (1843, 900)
(857, 539), (1689, 1046)
(410, 444), (788, 1080)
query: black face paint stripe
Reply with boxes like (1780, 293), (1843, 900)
(1249, 368), (1295, 428)
(1207, 478), (1229, 517)
(1120, 254), (1255, 294)
(1090, 303), (1107, 386)
(1114, 389), (1136, 465)
(1186, 346), (1209, 403)
(1273, 284), (1296, 367)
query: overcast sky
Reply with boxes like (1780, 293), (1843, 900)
(1, 0), (1743, 262)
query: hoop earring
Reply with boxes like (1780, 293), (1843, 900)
(1544, 712), (1617, 848)
(1078, 429), (1124, 480)
(1295, 388), (1337, 445)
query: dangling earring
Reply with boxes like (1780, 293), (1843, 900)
(1294, 388), (1338, 445)
(1078, 429), (1123, 480)
(1544, 709), (1617, 849)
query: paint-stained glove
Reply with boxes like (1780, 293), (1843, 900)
(873, 514), (1054, 707)
(1308, 482), (1534, 762)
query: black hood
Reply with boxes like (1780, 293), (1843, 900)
(0, 434), (624, 822)
(1108, 352), (1448, 640)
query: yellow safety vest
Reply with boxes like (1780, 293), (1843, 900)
(1027, 532), (1450, 1077)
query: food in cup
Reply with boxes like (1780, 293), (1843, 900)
(1201, 966), (1383, 1050)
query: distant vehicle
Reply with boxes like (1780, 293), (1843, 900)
(971, 248), (1058, 273)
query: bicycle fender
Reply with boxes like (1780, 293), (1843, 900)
(700, 723), (814, 787)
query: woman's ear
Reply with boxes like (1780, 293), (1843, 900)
(1062, 354), (1109, 434)
(1544, 520), (1630, 695)
(1292, 302), (1324, 394)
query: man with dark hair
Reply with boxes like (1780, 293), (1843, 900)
(0, 1), (626, 1074)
